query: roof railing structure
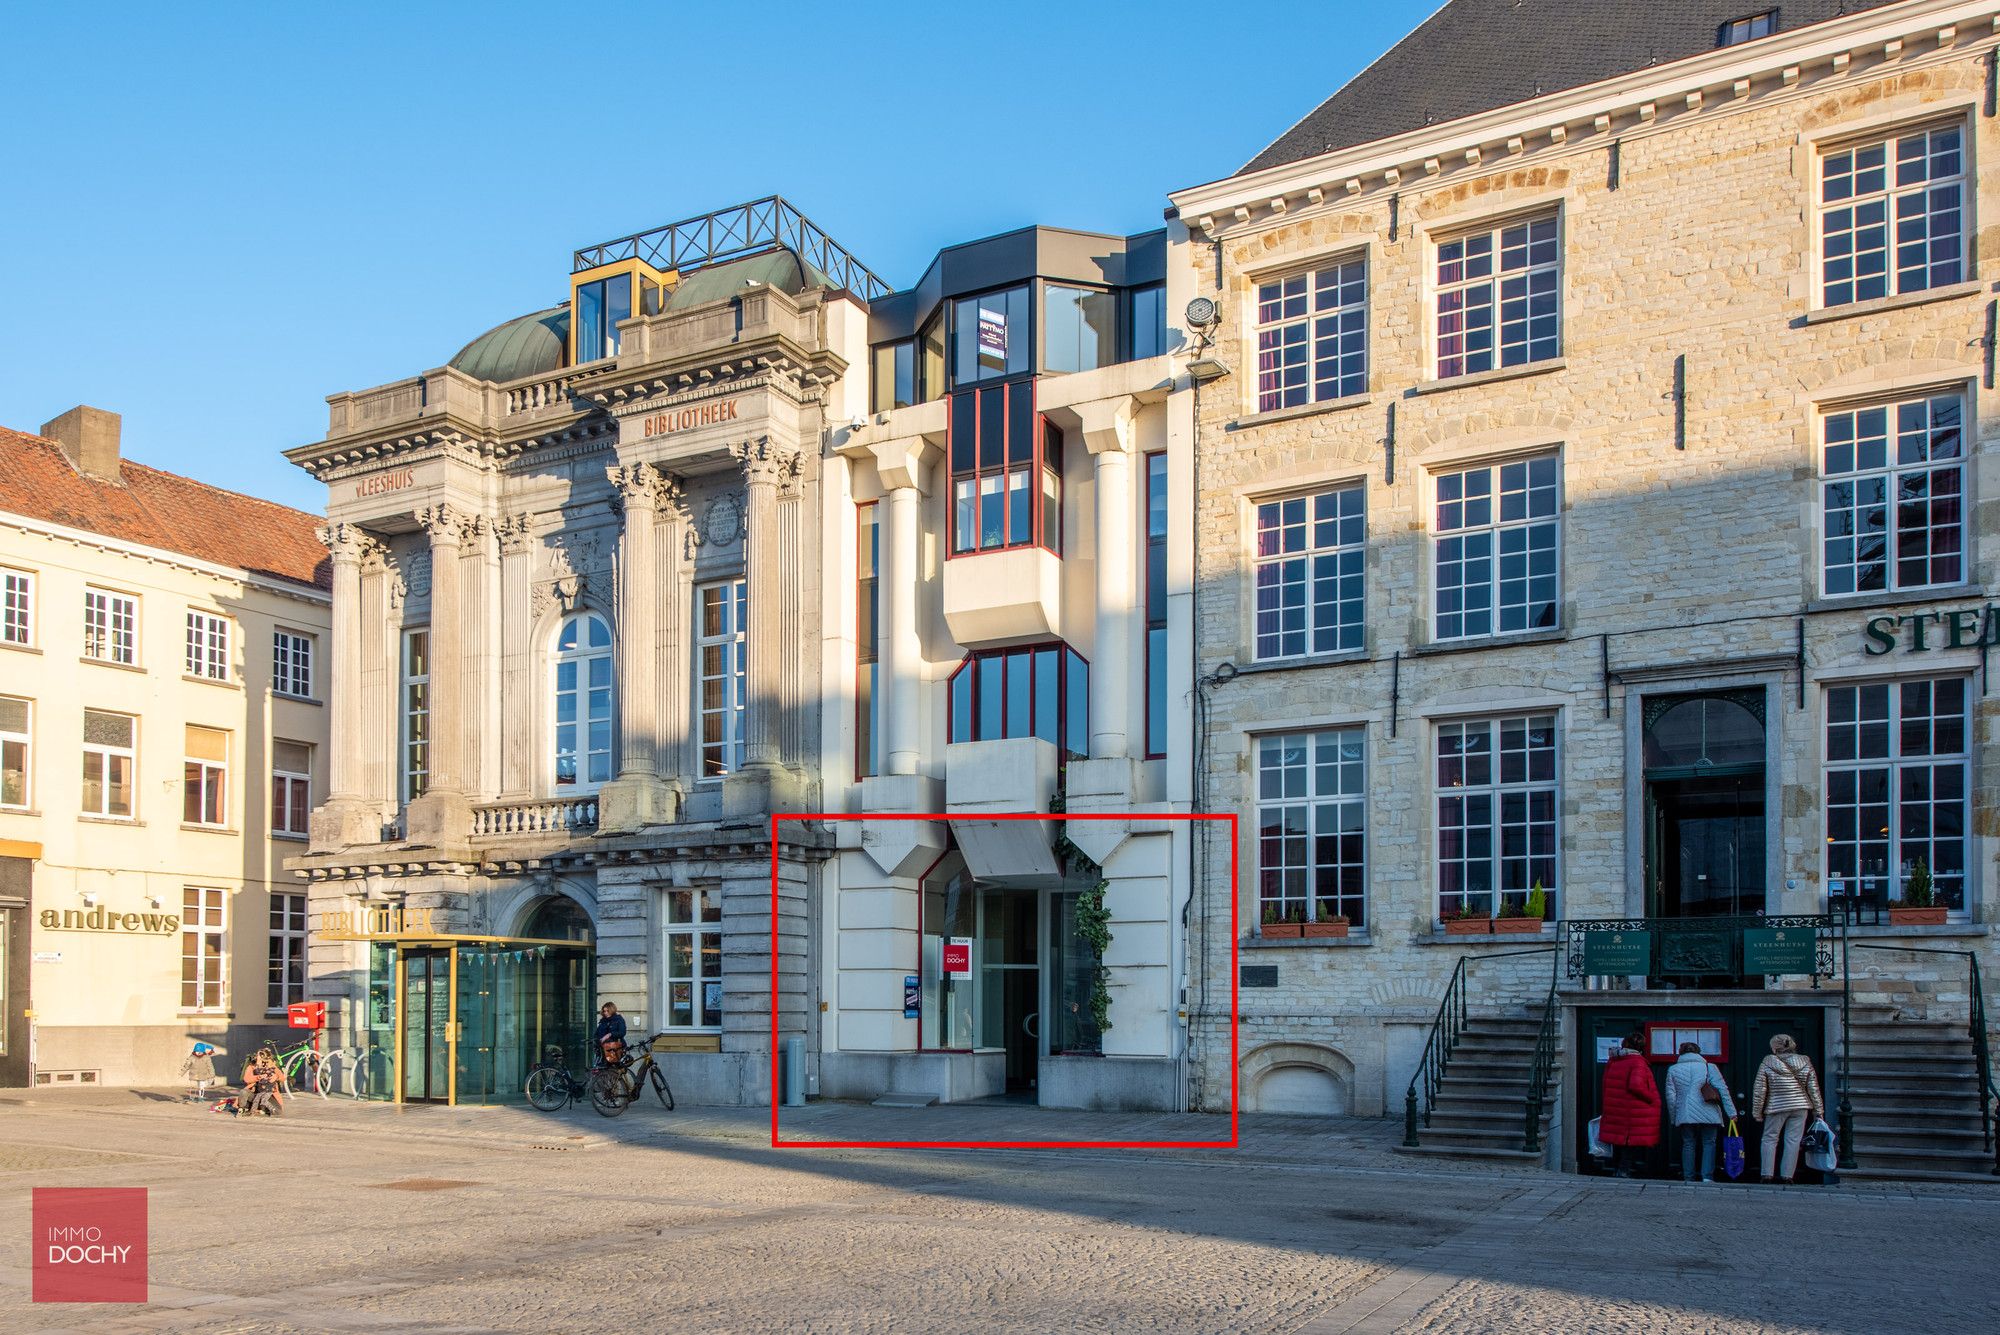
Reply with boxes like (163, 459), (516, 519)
(572, 195), (890, 302)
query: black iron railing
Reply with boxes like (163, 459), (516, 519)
(1402, 945), (1558, 1150)
(1846, 941), (2000, 1177)
(1523, 945), (1563, 1154)
(572, 195), (890, 300)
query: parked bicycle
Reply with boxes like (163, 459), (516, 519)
(524, 1046), (596, 1112)
(588, 1035), (675, 1117)
(271, 1037), (327, 1100)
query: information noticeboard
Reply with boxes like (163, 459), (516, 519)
(1742, 926), (1816, 976)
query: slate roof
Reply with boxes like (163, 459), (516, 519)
(0, 426), (330, 591)
(1241, 0), (1903, 175)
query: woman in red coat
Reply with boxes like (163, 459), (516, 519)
(1599, 1037), (1662, 1177)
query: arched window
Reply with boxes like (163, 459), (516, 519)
(553, 612), (613, 791)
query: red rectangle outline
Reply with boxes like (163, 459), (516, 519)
(769, 810), (1238, 1150)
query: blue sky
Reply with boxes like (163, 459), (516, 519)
(0, 2), (1424, 512)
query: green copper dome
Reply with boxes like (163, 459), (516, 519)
(449, 306), (570, 383)
(662, 249), (836, 311)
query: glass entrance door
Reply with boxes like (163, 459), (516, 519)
(401, 948), (452, 1103)
(979, 890), (1039, 1092)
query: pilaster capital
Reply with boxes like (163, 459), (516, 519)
(456, 512), (496, 556)
(318, 522), (373, 566)
(733, 436), (800, 489)
(494, 513), (535, 556)
(418, 503), (463, 547)
(606, 461), (687, 518)
(867, 433), (939, 495)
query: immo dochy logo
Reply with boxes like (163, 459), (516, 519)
(32, 1188), (147, 1303)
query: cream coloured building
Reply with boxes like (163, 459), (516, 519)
(1169, 0), (2000, 1177)
(0, 407), (331, 1087)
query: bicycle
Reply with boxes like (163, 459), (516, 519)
(524, 1046), (595, 1112)
(271, 1037), (327, 1100)
(588, 1035), (675, 1117)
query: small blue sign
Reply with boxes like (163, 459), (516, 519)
(903, 975), (920, 1019)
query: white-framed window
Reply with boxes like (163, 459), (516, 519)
(662, 887), (723, 1029)
(1820, 121), (1965, 308)
(182, 886), (225, 1012)
(1254, 485), (1364, 659)
(267, 891), (307, 1013)
(0, 696), (29, 809)
(1255, 257), (1367, 412)
(553, 612), (613, 791)
(1433, 454), (1559, 640)
(1821, 391), (1965, 596)
(2, 568), (32, 647)
(185, 610), (230, 681)
(1825, 676), (1969, 914)
(271, 739), (311, 839)
(401, 628), (430, 803)
(697, 579), (747, 777)
(183, 725), (228, 827)
(1436, 714), (1558, 920)
(81, 709), (135, 818)
(1435, 211), (1560, 379)
(272, 630), (314, 699)
(1256, 729), (1366, 930)
(83, 588), (137, 665)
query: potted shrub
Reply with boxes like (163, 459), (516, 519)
(1261, 902), (1303, 939)
(1493, 896), (1542, 935)
(1441, 901), (1489, 935)
(1302, 900), (1350, 939)
(1891, 860), (1949, 927)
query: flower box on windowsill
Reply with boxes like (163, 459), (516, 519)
(1261, 922), (1304, 940)
(1888, 907), (1950, 927)
(1442, 916), (1489, 936)
(1302, 919), (1350, 939)
(1492, 916), (1546, 935)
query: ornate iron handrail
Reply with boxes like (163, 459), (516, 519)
(1563, 914), (1838, 987)
(1402, 944), (1559, 1150)
(572, 195), (890, 301)
(1848, 942), (2000, 1177)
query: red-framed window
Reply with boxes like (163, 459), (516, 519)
(948, 382), (1063, 555)
(947, 643), (1088, 759)
(855, 501), (879, 781)
(1144, 451), (1168, 758)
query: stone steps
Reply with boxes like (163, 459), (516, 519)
(1406, 1009), (1560, 1162)
(1843, 1016), (1998, 1183)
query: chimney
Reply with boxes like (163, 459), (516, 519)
(41, 406), (123, 482)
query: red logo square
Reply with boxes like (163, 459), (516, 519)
(32, 1188), (147, 1303)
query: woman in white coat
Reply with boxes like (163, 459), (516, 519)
(1664, 1041), (1738, 1182)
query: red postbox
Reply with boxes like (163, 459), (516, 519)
(286, 1001), (326, 1030)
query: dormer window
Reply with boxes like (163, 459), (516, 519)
(1719, 10), (1776, 46)
(570, 259), (674, 364)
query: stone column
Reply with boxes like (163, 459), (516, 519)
(599, 462), (681, 832)
(1083, 403), (1136, 760)
(725, 438), (802, 816)
(867, 433), (937, 779)
(495, 515), (534, 798)
(309, 522), (380, 850)
(404, 503), (471, 846)
(658, 490), (693, 789)
(459, 516), (499, 801)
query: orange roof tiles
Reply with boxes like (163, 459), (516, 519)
(0, 426), (329, 592)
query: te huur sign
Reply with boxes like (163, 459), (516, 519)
(1742, 927), (1817, 977)
(1582, 930), (1652, 976)
(317, 906), (436, 941)
(1864, 606), (1997, 655)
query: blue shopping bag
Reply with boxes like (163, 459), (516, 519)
(1722, 1118), (1746, 1180)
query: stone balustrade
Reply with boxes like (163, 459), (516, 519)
(470, 796), (600, 839)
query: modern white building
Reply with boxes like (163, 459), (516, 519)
(822, 226), (1198, 1109)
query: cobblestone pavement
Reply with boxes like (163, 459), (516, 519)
(1, 1091), (1996, 1333)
